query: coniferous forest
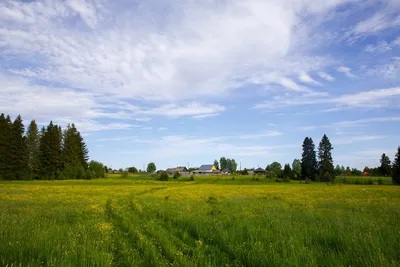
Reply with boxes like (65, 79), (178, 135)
(0, 113), (105, 180)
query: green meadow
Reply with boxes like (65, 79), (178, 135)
(1, 175), (399, 266)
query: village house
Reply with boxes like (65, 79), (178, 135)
(166, 166), (187, 175)
(193, 165), (220, 174)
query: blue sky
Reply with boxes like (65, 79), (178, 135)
(0, 0), (399, 170)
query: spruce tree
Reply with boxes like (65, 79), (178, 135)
(318, 134), (334, 181)
(392, 147), (400, 185)
(77, 129), (89, 170)
(39, 122), (62, 179)
(301, 137), (318, 181)
(379, 153), (391, 176)
(0, 114), (12, 179)
(26, 120), (41, 179)
(9, 115), (29, 180)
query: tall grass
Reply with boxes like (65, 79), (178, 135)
(0, 177), (399, 266)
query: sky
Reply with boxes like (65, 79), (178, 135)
(0, 0), (399, 171)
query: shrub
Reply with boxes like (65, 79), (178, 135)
(120, 171), (129, 178)
(190, 175), (194, 181)
(275, 178), (283, 183)
(85, 169), (94, 180)
(283, 176), (290, 183)
(173, 172), (181, 179)
(378, 178), (384, 185)
(159, 171), (169, 181)
(367, 178), (374, 185)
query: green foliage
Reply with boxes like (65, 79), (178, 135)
(301, 137), (318, 181)
(0, 114), (12, 180)
(159, 171), (169, 181)
(282, 163), (293, 181)
(89, 160), (105, 178)
(318, 134), (335, 179)
(85, 169), (94, 180)
(104, 166), (108, 173)
(128, 166), (138, 173)
(291, 159), (301, 180)
(190, 175), (195, 181)
(26, 120), (41, 180)
(9, 115), (29, 180)
(266, 162), (282, 177)
(380, 153), (391, 177)
(147, 162), (156, 173)
(120, 171), (129, 178)
(219, 157), (227, 170)
(173, 171), (181, 179)
(392, 147), (400, 185)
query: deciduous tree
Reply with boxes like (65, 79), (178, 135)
(292, 159), (301, 179)
(220, 157), (227, 170)
(147, 162), (156, 173)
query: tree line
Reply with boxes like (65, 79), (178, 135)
(297, 134), (399, 184)
(0, 114), (105, 180)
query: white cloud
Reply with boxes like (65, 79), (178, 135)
(255, 87), (400, 111)
(317, 72), (335, 81)
(337, 66), (356, 78)
(96, 136), (137, 142)
(0, 0), (352, 106)
(239, 131), (283, 139)
(141, 102), (225, 118)
(299, 72), (322, 86)
(297, 116), (400, 131)
(333, 135), (387, 145)
(135, 118), (152, 122)
(192, 113), (220, 119)
(158, 127), (168, 131)
(365, 37), (400, 53)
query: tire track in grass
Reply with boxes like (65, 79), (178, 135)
(128, 198), (241, 266)
(105, 199), (145, 267)
(105, 198), (171, 267)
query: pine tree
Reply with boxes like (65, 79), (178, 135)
(9, 115), (29, 180)
(392, 147), (400, 185)
(0, 114), (12, 180)
(26, 120), (41, 179)
(301, 137), (318, 181)
(379, 153), (391, 176)
(318, 134), (334, 181)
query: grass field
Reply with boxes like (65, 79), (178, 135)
(1, 174), (399, 266)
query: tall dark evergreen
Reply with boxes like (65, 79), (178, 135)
(77, 129), (89, 169)
(9, 115), (29, 180)
(318, 134), (334, 181)
(26, 120), (41, 179)
(379, 153), (391, 176)
(392, 147), (400, 185)
(39, 121), (62, 179)
(301, 137), (318, 181)
(0, 114), (12, 180)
